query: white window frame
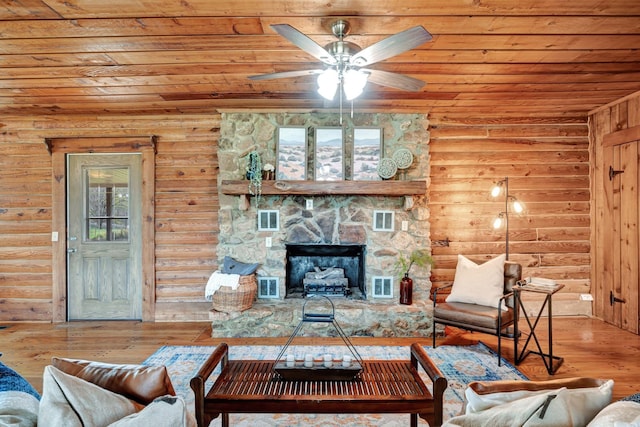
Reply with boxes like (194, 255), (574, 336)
(373, 210), (394, 231)
(371, 276), (393, 298)
(258, 209), (279, 231)
(257, 276), (280, 299)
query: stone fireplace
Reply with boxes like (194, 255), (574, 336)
(285, 244), (366, 299)
(211, 112), (434, 338)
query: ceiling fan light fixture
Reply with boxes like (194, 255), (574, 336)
(343, 69), (368, 100)
(317, 68), (339, 100)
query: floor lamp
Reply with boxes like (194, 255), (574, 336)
(491, 177), (524, 260)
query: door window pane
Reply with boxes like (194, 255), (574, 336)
(85, 167), (130, 241)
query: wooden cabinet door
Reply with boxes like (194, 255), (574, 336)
(602, 140), (640, 334)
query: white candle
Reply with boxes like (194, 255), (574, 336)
(285, 354), (295, 367)
(323, 354), (332, 367)
(304, 354), (313, 367)
(342, 355), (352, 367)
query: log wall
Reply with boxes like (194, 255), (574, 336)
(0, 110), (596, 321)
(0, 114), (219, 321)
(428, 114), (593, 316)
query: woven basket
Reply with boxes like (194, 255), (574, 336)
(212, 274), (257, 313)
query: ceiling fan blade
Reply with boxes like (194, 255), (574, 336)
(351, 26), (432, 67)
(364, 69), (426, 92)
(249, 69), (323, 81)
(271, 24), (336, 65)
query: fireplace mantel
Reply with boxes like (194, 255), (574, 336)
(220, 180), (426, 196)
(221, 180), (426, 210)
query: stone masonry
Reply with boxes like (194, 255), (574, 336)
(211, 112), (433, 338)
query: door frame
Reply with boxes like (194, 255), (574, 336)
(49, 136), (156, 322)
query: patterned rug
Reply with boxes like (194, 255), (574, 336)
(143, 342), (527, 426)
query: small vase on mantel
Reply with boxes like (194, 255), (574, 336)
(399, 273), (413, 305)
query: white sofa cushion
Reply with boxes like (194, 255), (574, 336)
(447, 379), (614, 427)
(587, 401), (640, 427)
(109, 396), (196, 427)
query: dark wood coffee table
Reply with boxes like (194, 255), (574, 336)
(190, 342), (448, 427)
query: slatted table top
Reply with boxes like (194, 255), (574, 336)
(207, 359), (432, 400)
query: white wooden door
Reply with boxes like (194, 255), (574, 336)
(67, 154), (142, 320)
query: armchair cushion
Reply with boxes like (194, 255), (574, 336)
(446, 254), (507, 310)
(434, 301), (513, 331)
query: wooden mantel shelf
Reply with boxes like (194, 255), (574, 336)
(220, 180), (427, 197)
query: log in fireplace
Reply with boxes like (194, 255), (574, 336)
(285, 244), (366, 299)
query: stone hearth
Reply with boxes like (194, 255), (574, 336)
(209, 298), (434, 338)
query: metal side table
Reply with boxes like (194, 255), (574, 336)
(513, 281), (565, 374)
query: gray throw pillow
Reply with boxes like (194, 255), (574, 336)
(221, 256), (259, 276)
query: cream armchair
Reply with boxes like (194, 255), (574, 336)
(432, 260), (522, 365)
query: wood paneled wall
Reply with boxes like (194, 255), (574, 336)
(428, 113), (592, 316)
(0, 110), (598, 321)
(0, 114), (219, 322)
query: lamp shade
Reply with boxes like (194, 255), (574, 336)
(317, 69), (339, 100)
(343, 69), (368, 100)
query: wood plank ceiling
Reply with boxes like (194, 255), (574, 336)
(1, 0), (640, 117)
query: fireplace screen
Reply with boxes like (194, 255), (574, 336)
(285, 244), (366, 299)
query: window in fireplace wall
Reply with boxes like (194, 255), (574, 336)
(372, 276), (393, 298)
(258, 276), (279, 299)
(258, 210), (279, 231)
(373, 210), (394, 231)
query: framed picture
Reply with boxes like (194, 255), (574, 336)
(276, 127), (307, 180)
(315, 127), (344, 181)
(352, 127), (383, 181)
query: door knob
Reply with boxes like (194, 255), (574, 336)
(67, 248), (77, 253)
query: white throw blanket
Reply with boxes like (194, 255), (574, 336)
(204, 270), (240, 300)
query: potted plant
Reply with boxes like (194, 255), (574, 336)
(245, 150), (263, 206)
(394, 249), (434, 305)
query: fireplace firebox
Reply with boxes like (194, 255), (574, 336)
(285, 244), (366, 299)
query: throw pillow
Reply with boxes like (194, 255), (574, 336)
(109, 396), (197, 427)
(0, 361), (39, 427)
(446, 254), (507, 309)
(464, 377), (607, 414)
(587, 401), (640, 427)
(221, 255), (259, 276)
(51, 357), (175, 405)
(447, 381), (614, 427)
(39, 365), (144, 427)
(0, 361), (39, 400)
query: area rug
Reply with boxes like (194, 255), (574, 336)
(144, 343), (527, 426)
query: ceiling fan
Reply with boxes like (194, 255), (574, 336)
(249, 20), (433, 101)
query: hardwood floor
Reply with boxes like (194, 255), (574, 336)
(1, 316), (639, 402)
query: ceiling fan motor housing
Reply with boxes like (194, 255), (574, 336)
(326, 20), (361, 66)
